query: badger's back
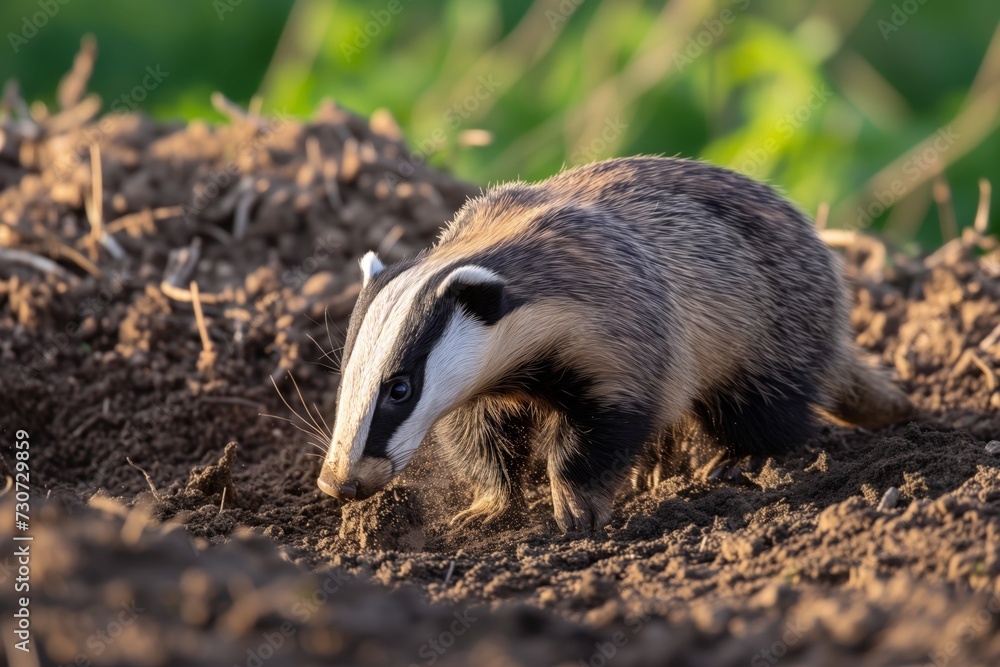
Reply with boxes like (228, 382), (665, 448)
(320, 156), (910, 527)
(430, 157), (850, 428)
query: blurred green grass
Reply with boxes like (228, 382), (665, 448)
(2, 0), (998, 249)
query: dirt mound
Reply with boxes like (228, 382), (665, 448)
(2, 46), (1000, 666)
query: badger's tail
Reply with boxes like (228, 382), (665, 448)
(824, 349), (913, 428)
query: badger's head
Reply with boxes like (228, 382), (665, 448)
(317, 251), (510, 501)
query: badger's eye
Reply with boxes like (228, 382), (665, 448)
(386, 378), (412, 403)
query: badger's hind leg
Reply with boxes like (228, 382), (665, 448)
(434, 397), (534, 530)
(823, 350), (913, 428)
(693, 371), (819, 469)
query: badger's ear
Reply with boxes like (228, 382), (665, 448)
(437, 265), (506, 325)
(359, 251), (384, 287)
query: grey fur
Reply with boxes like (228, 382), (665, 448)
(320, 156), (912, 532)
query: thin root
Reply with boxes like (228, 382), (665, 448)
(126, 457), (161, 500)
(0, 247), (78, 284)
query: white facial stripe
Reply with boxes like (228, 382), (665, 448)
(385, 311), (490, 467)
(327, 262), (441, 476)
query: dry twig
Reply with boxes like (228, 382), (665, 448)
(0, 247), (78, 283)
(57, 35), (97, 110)
(88, 142), (103, 241)
(53, 241), (102, 278)
(105, 206), (184, 235)
(814, 202), (829, 230)
(954, 348), (998, 392)
(161, 281), (236, 305)
(190, 280), (217, 371)
(932, 173), (959, 242)
(126, 457), (160, 500)
(820, 229), (887, 281)
(86, 143), (125, 260)
(974, 179), (992, 235)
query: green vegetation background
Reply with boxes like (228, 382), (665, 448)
(3, 0), (998, 249)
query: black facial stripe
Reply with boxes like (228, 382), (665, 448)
(363, 355), (428, 457)
(341, 256), (421, 368)
(361, 280), (457, 458)
(388, 289), (454, 371)
(357, 260), (521, 459)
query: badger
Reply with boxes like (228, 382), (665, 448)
(316, 156), (911, 532)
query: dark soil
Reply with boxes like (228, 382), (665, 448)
(2, 51), (1000, 667)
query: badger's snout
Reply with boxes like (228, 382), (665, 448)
(317, 476), (358, 500)
(317, 455), (395, 502)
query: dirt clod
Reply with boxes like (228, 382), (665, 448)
(185, 441), (239, 503)
(339, 485), (426, 551)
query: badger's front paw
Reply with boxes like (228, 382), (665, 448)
(550, 479), (612, 533)
(449, 495), (525, 532)
(630, 447), (671, 491)
(705, 455), (762, 483)
(630, 457), (672, 491)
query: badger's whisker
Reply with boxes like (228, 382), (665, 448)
(268, 376), (327, 440)
(303, 439), (328, 453)
(324, 304), (346, 342)
(285, 371), (329, 440)
(306, 333), (343, 369)
(302, 320), (345, 373)
(324, 306), (346, 371)
(259, 412), (330, 447)
(313, 404), (333, 439)
(303, 312), (344, 373)
(260, 394), (326, 439)
(308, 359), (341, 374)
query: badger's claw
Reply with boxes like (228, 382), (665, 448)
(550, 480), (612, 534)
(707, 455), (762, 483)
(630, 461), (669, 491)
(449, 497), (525, 532)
